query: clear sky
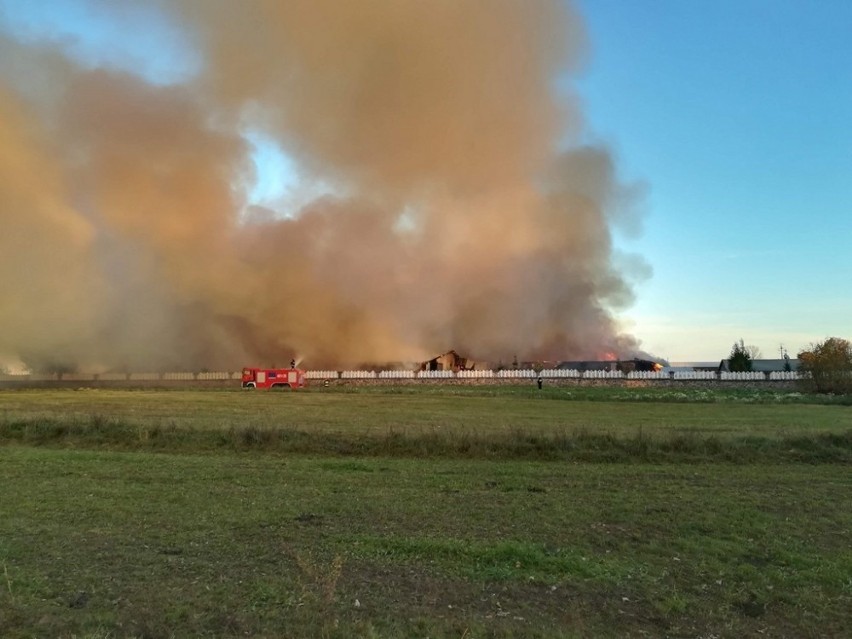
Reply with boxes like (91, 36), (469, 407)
(575, 0), (852, 361)
(1, 0), (849, 363)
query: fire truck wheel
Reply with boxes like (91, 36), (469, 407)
(243, 383), (256, 389)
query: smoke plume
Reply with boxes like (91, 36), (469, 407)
(0, 0), (650, 371)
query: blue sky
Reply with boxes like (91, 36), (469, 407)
(1, 0), (849, 362)
(576, 0), (852, 361)
(0, 0), (198, 83)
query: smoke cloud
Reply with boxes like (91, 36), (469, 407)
(0, 0), (650, 371)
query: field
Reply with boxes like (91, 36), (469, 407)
(1, 386), (850, 638)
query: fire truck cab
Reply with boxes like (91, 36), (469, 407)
(241, 367), (306, 389)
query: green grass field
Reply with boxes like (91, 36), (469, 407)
(1, 387), (850, 637)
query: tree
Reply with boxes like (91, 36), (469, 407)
(728, 339), (753, 372)
(798, 337), (852, 394)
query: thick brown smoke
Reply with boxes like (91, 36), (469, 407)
(0, 0), (650, 372)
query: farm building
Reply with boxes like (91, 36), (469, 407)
(421, 350), (475, 372)
(719, 358), (799, 373)
(666, 361), (721, 373)
(557, 360), (620, 372)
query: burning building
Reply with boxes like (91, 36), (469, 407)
(421, 350), (474, 372)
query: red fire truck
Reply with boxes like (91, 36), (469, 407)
(241, 367), (306, 389)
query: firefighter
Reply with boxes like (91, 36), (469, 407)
(537, 376), (543, 390)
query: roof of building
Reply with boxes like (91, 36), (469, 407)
(557, 360), (619, 371)
(667, 361), (721, 371)
(719, 358), (800, 372)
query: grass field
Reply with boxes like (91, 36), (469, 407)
(1, 386), (850, 638)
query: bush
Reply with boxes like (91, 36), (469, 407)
(798, 337), (852, 394)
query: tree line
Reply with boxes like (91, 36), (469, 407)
(729, 337), (852, 394)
